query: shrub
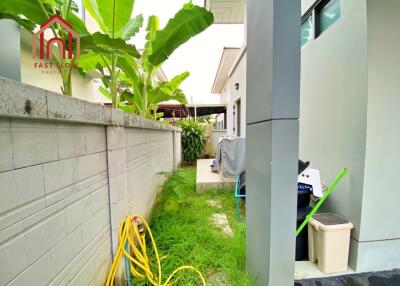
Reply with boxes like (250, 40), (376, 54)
(177, 120), (206, 163)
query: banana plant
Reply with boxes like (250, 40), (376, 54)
(79, 1), (213, 119)
(118, 67), (190, 120)
(0, 0), (139, 97)
(126, 3), (213, 119)
(81, 0), (143, 107)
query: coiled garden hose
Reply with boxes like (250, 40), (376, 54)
(105, 214), (206, 286)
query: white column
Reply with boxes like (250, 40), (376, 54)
(246, 0), (301, 285)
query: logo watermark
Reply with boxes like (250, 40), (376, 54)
(32, 14), (80, 73)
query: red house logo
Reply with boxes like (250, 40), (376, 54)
(32, 14), (80, 60)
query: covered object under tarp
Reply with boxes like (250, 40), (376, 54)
(216, 137), (245, 178)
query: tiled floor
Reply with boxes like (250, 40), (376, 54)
(295, 268), (400, 286)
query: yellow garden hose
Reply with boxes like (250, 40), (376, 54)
(105, 214), (206, 286)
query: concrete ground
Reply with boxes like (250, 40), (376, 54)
(196, 159), (235, 192)
(295, 269), (400, 286)
(295, 261), (354, 280)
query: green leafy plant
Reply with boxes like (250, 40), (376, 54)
(0, 0), (89, 95)
(80, 0), (142, 107)
(79, 1), (213, 117)
(177, 119), (206, 163)
(121, 3), (213, 119)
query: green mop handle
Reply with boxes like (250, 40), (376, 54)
(296, 168), (348, 237)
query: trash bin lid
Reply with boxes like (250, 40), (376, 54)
(310, 213), (353, 231)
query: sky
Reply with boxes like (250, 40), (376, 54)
(132, 0), (244, 104)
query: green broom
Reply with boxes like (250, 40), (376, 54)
(296, 168), (348, 237)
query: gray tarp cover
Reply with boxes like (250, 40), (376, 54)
(216, 137), (245, 177)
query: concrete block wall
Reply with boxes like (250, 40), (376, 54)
(107, 127), (177, 253)
(0, 77), (182, 285)
(0, 119), (111, 286)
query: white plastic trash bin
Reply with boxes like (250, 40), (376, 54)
(308, 213), (353, 273)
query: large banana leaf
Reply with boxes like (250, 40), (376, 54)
(0, 12), (36, 31)
(76, 51), (110, 73)
(84, 0), (135, 37)
(0, 0), (89, 35)
(117, 56), (140, 86)
(80, 32), (140, 58)
(83, 0), (107, 32)
(114, 14), (144, 40)
(160, 71), (190, 94)
(148, 87), (188, 105)
(0, 0), (48, 24)
(99, 86), (112, 101)
(65, 9), (89, 35)
(142, 15), (159, 72)
(148, 3), (213, 67)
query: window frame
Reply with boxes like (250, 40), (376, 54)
(301, 0), (341, 45)
(314, 0), (341, 37)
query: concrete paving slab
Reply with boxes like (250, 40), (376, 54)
(211, 213), (233, 237)
(196, 159), (235, 192)
(207, 199), (222, 208)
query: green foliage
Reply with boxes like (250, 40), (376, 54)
(0, 0), (213, 120)
(80, 32), (140, 57)
(0, 0), (48, 27)
(83, 0), (141, 107)
(148, 3), (214, 67)
(0, 0), (89, 96)
(116, 2), (213, 119)
(177, 120), (206, 163)
(132, 168), (252, 286)
(79, 2), (212, 119)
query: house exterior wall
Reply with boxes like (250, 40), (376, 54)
(219, 51), (247, 137)
(0, 21), (20, 81)
(20, 30), (98, 102)
(229, 52), (247, 137)
(299, 0), (368, 241)
(299, 0), (400, 272)
(0, 77), (182, 285)
(355, 0), (400, 271)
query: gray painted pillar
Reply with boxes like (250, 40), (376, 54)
(0, 20), (21, 81)
(246, 0), (300, 285)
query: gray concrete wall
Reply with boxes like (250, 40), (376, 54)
(300, 0), (400, 272)
(353, 0), (400, 271)
(299, 0), (368, 241)
(107, 126), (176, 253)
(0, 77), (182, 285)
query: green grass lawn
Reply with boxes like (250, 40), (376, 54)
(132, 167), (251, 286)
